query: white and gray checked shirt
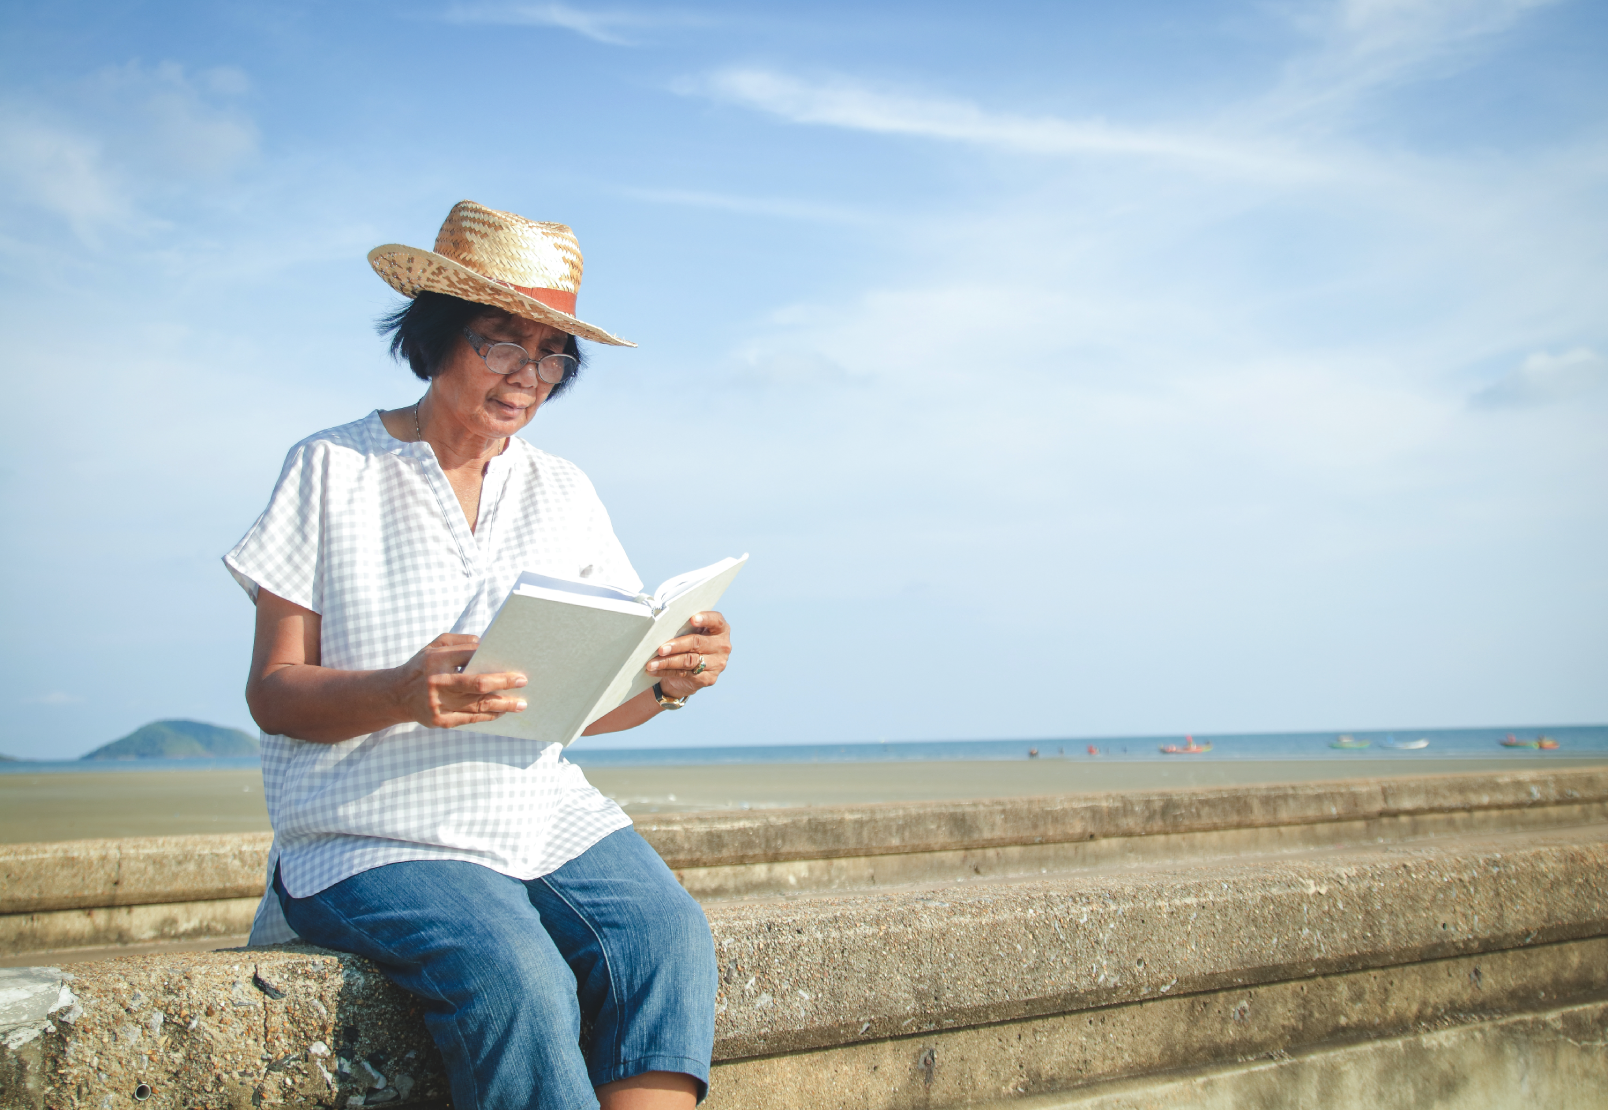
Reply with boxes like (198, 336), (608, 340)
(226, 411), (637, 944)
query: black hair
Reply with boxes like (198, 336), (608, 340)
(377, 290), (584, 400)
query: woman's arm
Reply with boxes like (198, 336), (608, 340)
(245, 589), (530, 743)
(580, 610), (734, 736)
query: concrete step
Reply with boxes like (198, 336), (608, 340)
(5, 767), (1605, 963)
(3, 819), (1604, 1110)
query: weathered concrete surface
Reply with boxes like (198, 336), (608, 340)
(7, 768), (1606, 960)
(644, 768), (1608, 869)
(705, 938), (1608, 1109)
(1, 968), (76, 1050)
(0, 949), (446, 1110)
(0, 901), (259, 962)
(669, 796), (1608, 901)
(8, 770), (1603, 914)
(986, 999), (1608, 1110)
(3, 822), (1604, 1110)
(0, 836), (271, 914)
(707, 825), (1608, 1058)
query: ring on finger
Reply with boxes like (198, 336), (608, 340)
(693, 655), (707, 676)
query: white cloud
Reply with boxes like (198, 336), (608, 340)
(1266, 0), (1567, 117)
(683, 69), (1308, 179)
(0, 108), (131, 242)
(442, 3), (701, 45)
(87, 61), (258, 180)
(1334, 0), (1557, 51)
(0, 61), (257, 244)
(1473, 347), (1608, 408)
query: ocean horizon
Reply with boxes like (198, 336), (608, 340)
(2, 723), (1604, 774)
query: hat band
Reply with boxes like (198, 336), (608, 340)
(487, 278), (576, 317)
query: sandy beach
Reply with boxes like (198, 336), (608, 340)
(2, 754), (1603, 844)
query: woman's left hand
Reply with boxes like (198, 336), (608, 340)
(645, 611), (731, 700)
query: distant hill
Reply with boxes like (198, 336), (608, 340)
(0, 752), (15, 761)
(82, 720), (260, 760)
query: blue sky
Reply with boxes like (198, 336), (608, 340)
(1, 0), (1604, 759)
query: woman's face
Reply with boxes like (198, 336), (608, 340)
(431, 311), (568, 440)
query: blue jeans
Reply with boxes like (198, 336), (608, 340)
(274, 828), (717, 1110)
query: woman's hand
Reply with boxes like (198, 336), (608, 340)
(645, 611), (732, 701)
(391, 634), (529, 729)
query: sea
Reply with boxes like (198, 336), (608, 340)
(3, 724), (1604, 773)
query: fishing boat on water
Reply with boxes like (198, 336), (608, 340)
(1501, 734), (1539, 748)
(1331, 735), (1370, 750)
(1160, 735), (1212, 755)
(1383, 737), (1429, 750)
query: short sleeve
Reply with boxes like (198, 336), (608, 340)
(223, 440), (328, 612)
(573, 470), (643, 594)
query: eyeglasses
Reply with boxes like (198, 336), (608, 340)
(463, 328), (577, 385)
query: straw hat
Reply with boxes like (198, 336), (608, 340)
(368, 200), (634, 347)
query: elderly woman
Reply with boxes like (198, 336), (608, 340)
(225, 201), (729, 1110)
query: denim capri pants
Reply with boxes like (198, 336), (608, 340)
(275, 827), (718, 1110)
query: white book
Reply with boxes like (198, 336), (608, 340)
(459, 555), (748, 746)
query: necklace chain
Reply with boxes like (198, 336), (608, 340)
(413, 400), (423, 442)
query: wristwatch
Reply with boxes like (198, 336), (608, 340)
(653, 682), (687, 710)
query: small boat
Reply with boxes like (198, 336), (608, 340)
(1538, 736), (1560, 750)
(1331, 735), (1370, 750)
(1383, 738), (1429, 750)
(1160, 735), (1212, 755)
(1501, 734), (1539, 749)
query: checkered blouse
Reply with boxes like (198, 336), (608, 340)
(226, 411), (636, 944)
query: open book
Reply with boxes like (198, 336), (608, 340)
(459, 555), (747, 746)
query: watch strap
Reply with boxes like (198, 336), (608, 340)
(653, 682), (687, 710)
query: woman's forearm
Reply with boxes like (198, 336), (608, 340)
(249, 592), (530, 742)
(581, 689), (662, 735)
(247, 663), (409, 743)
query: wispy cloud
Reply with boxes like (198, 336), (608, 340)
(1267, 0), (1567, 117)
(1331, 0), (1558, 57)
(1473, 347), (1608, 408)
(0, 61), (257, 244)
(0, 107), (131, 242)
(27, 691), (85, 706)
(612, 184), (869, 224)
(681, 68), (1305, 177)
(443, 3), (704, 45)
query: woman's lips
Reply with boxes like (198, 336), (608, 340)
(490, 396), (530, 414)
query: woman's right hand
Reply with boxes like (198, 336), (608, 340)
(391, 633), (529, 729)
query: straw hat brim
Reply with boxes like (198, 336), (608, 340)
(368, 244), (635, 348)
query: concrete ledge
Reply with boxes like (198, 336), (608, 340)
(3, 822), (1604, 1110)
(5, 769), (1605, 952)
(706, 826), (1608, 1057)
(0, 835), (272, 915)
(994, 998), (1608, 1110)
(0, 900), (259, 958)
(0, 949), (444, 1110)
(642, 768), (1608, 869)
(707, 939), (1608, 1109)
(670, 796), (1608, 900)
(7, 770), (1604, 917)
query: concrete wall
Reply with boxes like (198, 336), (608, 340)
(3, 768), (1606, 1109)
(6, 768), (1605, 960)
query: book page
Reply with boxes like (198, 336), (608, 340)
(583, 556), (748, 726)
(509, 570), (650, 611)
(651, 556), (746, 610)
